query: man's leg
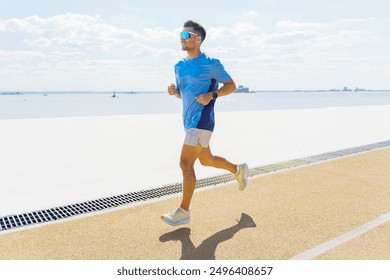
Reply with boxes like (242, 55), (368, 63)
(179, 143), (203, 211)
(198, 145), (237, 174)
(198, 145), (249, 191)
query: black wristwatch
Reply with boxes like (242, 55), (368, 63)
(212, 91), (218, 99)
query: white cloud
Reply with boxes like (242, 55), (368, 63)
(243, 11), (259, 18)
(50, 51), (85, 58)
(208, 22), (259, 40)
(219, 15), (383, 87)
(27, 37), (52, 47)
(2, 63), (24, 75)
(28, 33), (124, 50)
(265, 30), (321, 46)
(237, 17), (377, 55)
(0, 49), (44, 59)
(233, 22), (259, 34)
(333, 18), (376, 26)
(0, 15), (44, 33)
(143, 27), (176, 41)
(2, 13), (143, 50)
(207, 26), (231, 39)
(0, 14), (99, 34)
(1, 7), (388, 91)
(275, 17), (376, 31)
(275, 21), (327, 30)
(126, 42), (177, 58)
(203, 47), (239, 56)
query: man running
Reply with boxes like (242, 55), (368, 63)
(161, 20), (248, 226)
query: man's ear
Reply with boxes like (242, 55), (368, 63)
(197, 36), (202, 45)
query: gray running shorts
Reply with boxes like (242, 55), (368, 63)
(184, 128), (212, 148)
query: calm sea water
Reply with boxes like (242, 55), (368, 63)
(1, 91), (390, 119)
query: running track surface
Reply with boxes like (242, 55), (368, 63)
(1, 147), (389, 260)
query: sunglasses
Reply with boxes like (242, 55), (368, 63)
(180, 31), (199, 40)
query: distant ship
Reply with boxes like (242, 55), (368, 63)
(235, 85), (250, 93)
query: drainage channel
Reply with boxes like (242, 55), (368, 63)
(1, 140), (390, 232)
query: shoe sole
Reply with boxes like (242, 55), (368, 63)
(239, 163), (249, 191)
(160, 216), (190, 226)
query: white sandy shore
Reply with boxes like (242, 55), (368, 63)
(1, 105), (390, 216)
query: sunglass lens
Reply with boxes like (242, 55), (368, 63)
(180, 31), (190, 40)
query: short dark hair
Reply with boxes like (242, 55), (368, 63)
(183, 20), (206, 42)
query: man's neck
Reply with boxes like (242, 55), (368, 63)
(187, 49), (202, 59)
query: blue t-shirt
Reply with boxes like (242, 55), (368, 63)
(175, 53), (231, 132)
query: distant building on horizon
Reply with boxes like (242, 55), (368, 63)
(235, 85), (250, 93)
(342, 86), (352, 92)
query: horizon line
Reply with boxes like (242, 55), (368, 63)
(1, 89), (390, 94)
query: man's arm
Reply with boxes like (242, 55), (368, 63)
(214, 78), (236, 97)
(196, 78), (236, 105)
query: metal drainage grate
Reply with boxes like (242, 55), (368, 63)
(303, 140), (390, 163)
(1, 140), (390, 232)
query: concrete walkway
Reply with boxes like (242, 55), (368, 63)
(1, 148), (389, 260)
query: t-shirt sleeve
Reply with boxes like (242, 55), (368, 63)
(212, 59), (231, 83)
(174, 65), (180, 89)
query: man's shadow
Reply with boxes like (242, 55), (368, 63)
(159, 213), (256, 260)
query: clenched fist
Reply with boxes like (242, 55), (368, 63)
(167, 84), (179, 96)
(196, 92), (213, 105)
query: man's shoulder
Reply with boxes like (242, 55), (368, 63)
(174, 57), (190, 70)
(174, 53), (222, 69)
(175, 58), (186, 66)
(201, 53), (221, 64)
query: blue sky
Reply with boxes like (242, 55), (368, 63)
(1, 0), (389, 91)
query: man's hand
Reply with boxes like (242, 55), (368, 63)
(196, 92), (213, 105)
(167, 84), (181, 99)
(195, 79), (236, 105)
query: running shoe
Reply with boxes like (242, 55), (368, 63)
(234, 163), (249, 191)
(161, 207), (190, 226)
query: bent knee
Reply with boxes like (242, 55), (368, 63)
(199, 156), (213, 167)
